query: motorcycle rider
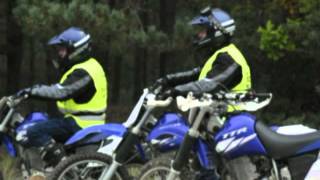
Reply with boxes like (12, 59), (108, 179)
(19, 27), (108, 167)
(154, 7), (252, 179)
(155, 7), (251, 109)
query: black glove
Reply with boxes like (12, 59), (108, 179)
(16, 87), (32, 98)
(156, 89), (173, 100)
(156, 88), (183, 100)
(16, 84), (42, 98)
(149, 77), (168, 94)
(155, 77), (168, 88)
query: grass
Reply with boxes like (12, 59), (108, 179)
(0, 147), (20, 180)
(125, 163), (143, 178)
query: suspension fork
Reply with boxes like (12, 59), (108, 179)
(99, 107), (154, 180)
(166, 107), (211, 180)
(271, 159), (281, 180)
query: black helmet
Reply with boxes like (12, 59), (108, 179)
(190, 7), (236, 48)
(48, 27), (91, 69)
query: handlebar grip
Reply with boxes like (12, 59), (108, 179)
(146, 97), (172, 107)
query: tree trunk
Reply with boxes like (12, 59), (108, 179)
(0, 0), (6, 55)
(29, 39), (35, 86)
(133, 48), (145, 101)
(6, 0), (23, 94)
(132, 0), (149, 101)
(140, 0), (149, 89)
(106, 0), (116, 8)
(110, 56), (122, 104)
(0, 0), (8, 96)
(105, 0), (121, 105)
(159, 0), (177, 77)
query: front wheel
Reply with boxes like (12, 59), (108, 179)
(48, 152), (130, 180)
(138, 155), (191, 180)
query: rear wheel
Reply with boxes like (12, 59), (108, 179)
(48, 152), (130, 180)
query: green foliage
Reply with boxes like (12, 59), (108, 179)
(258, 20), (295, 61)
(145, 25), (169, 51)
(260, 111), (320, 128)
(13, 0), (168, 57)
(0, 150), (20, 180)
(172, 17), (194, 50)
(298, 0), (320, 14)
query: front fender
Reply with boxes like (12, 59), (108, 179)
(147, 122), (189, 151)
(65, 123), (126, 146)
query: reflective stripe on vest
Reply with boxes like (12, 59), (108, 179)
(198, 44), (251, 111)
(57, 58), (108, 128)
(66, 114), (106, 129)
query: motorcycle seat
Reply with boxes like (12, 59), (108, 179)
(256, 121), (320, 159)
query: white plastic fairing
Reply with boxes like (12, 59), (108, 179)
(215, 137), (235, 153)
(122, 89), (149, 128)
(233, 94), (272, 112)
(97, 135), (123, 156)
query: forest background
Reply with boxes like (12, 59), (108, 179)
(1, 0), (320, 128)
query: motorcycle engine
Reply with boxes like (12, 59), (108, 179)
(206, 115), (225, 133)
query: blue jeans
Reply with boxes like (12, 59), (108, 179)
(26, 117), (81, 147)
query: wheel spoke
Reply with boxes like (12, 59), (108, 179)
(58, 160), (122, 180)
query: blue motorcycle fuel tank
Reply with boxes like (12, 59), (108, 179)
(15, 112), (48, 144)
(214, 113), (267, 159)
(8, 112), (49, 156)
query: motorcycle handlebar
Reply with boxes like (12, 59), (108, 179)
(214, 92), (272, 101)
(176, 95), (213, 112)
(176, 91), (273, 112)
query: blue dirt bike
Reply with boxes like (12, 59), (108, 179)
(48, 88), (189, 180)
(0, 93), (129, 179)
(139, 92), (320, 180)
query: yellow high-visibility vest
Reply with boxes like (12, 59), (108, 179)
(199, 44), (251, 111)
(57, 58), (108, 128)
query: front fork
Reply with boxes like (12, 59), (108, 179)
(167, 107), (208, 180)
(167, 131), (199, 180)
(99, 131), (140, 180)
(99, 108), (153, 180)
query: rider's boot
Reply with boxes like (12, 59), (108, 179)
(40, 139), (66, 169)
(29, 139), (65, 179)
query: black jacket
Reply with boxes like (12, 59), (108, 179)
(30, 64), (96, 103)
(167, 52), (242, 96)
